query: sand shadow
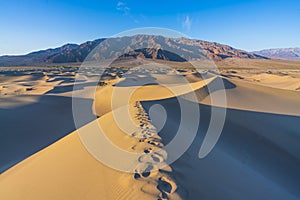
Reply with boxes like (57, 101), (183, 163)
(0, 95), (94, 173)
(141, 98), (300, 199)
(45, 81), (99, 94)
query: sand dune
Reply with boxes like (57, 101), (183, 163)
(94, 74), (216, 116)
(247, 73), (300, 90)
(200, 77), (300, 116)
(0, 102), (183, 200)
(142, 96), (300, 199)
(0, 68), (97, 173)
(222, 70), (300, 91)
(1, 67), (300, 200)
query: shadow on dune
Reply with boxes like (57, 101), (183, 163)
(191, 77), (236, 102)
(0, 95), (94, 173)
(45, 81), (99, 94)
(0, 70), (45, 80)
(142, 97), (300, 200)
(46, 77), (76, 83)
(114, 74), (158, 87)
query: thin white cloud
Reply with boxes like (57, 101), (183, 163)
(116, 1), (138, 23)
(117, 1), (124, 7)
(182, 15), (192, 31)
(116, 1), (130, 15)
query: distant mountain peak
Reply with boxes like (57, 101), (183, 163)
(253, 48), (300, 60)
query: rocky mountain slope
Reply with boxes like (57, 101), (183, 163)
(254, 48), (300, 61)
(0, 35), (267, 66)
(0, 44), (78, 66)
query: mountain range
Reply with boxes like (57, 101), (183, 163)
(254, 48), (300, 61)
(0, 35), (269, 66)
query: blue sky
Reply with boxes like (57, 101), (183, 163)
(0, 0), (299, 55)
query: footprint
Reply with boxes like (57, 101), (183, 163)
(131, 132), (137, 137)
(131, 101), (180, 199)
(157, 176), (177, 194)
(158, 191), (168, 200)
(135, 163), (155, 178)
(142, 165), (153, 177)
(138, 152), (165, 163)
(146, 140), (163, 147)
(134, 173), (141, 179)
(151, 154), (163, 162)
(144, 147), (152, 154)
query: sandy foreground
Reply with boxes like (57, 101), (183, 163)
(0, 66), (300, 199)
